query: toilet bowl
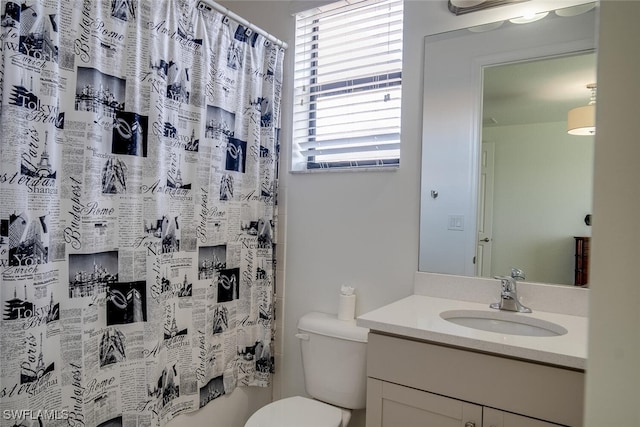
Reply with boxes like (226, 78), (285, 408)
(244, 312), (369, 427)
(244, 396), (350, 427)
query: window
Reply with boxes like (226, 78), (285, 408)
(293, 0), (403, 171)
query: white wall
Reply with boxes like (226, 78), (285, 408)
(585, 1), (640, 426)
(484, 121), (594, 284)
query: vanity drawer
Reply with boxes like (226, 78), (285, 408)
(367, 332), (584, 426)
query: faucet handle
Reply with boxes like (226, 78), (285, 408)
(493, 275), (515, 292)
(511, 267), (525, 280)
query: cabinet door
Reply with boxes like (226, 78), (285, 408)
(484, 407), (567, 427)
(367, 378), (482, 427)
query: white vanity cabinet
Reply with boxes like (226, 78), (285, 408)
(365, 333), (584, 427)
(483, 408), (563, 427)
(367, 378), (482, 427)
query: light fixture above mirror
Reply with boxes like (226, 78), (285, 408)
(509, 11), (548, 24)
(567, 83), (596, 136)
(448, 0), (528, 16)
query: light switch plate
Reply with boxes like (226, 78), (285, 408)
(448, 215), (464, 231)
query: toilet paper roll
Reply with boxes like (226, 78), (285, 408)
(338, 294), (356, 321)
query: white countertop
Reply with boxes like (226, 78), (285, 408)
(356, 294), (588, 370)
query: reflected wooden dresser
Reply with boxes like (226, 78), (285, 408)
(574, 236), (590, 286)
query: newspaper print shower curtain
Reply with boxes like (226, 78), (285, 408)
(0, 0), (282, 425)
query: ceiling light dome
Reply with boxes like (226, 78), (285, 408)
(567, 84), (596, 136)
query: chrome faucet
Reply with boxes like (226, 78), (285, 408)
(490, 268), (532, 313)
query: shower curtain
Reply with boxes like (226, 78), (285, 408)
(0, 0), (283, 425)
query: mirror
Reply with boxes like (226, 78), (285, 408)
(419, 4), (597, 285)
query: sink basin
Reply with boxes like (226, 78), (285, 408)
(440, 309), (568, 337)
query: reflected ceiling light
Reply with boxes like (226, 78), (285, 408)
(509, 11), (549, 24)
(567, 84), (596, 136)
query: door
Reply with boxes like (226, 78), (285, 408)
(476, 142), (495, 277)
(367, 378), (483, 427)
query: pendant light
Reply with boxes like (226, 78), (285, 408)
(567, 83), (596, 136)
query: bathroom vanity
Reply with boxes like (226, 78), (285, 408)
(357, 274), (588, 427)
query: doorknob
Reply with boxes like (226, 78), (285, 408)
(480, 238), (490, 242)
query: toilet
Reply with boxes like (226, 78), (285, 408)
(245, 312), (369, 427)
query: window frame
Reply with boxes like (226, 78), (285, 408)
(292, 0), (403, 172)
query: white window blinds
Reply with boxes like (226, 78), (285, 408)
(293, 0), (403, 170)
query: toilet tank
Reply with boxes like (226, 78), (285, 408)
(297, 312), (369, 409)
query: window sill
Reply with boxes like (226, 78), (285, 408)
(289, 165), (399, 174)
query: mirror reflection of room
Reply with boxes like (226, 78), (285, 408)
(479, 53), (596, 285)
(419, 3), (597, 286)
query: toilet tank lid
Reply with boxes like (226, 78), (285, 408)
(298, 312), (369, 342)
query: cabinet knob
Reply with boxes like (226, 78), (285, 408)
(464, 423), (476, 427)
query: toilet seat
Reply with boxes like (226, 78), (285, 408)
(245, 396), (343, 427)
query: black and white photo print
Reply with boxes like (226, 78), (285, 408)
(112, 111), (148, 157)
(160, 215), (180, 253)
(3, 284), (60, 324)
(16, 4), (58, 63)
(20, 332), (54, 384)
(217, 268), (239, 303)
(225, 138), (247, 173)
(7, 212), (49, 266)
(68, 251), (118, 298)
(219, 174), (234, 201)
(166, 153), (190, 189)
(166, 63), (190, 104)
(20, 128), (57, 178)
(205, 105), (235, 139)
(101, 158), (128, 194)
(198, 245), (226, 280)
(99, 328), (126, 367)
(212, 304), (229, 335)
(75, 67), (125, 115)
(111, 0), (136, 21)
(106, 281), (147, 325)
(147, 364), (180, 408)
(163, 302), (187, 339)
(199, 375), (225, 407)
(3, 284), (33, 321)
(8, 70), (65, 129)
(1, 2), (20, 28)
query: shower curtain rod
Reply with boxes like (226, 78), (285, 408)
(196, 0), (289, 49)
